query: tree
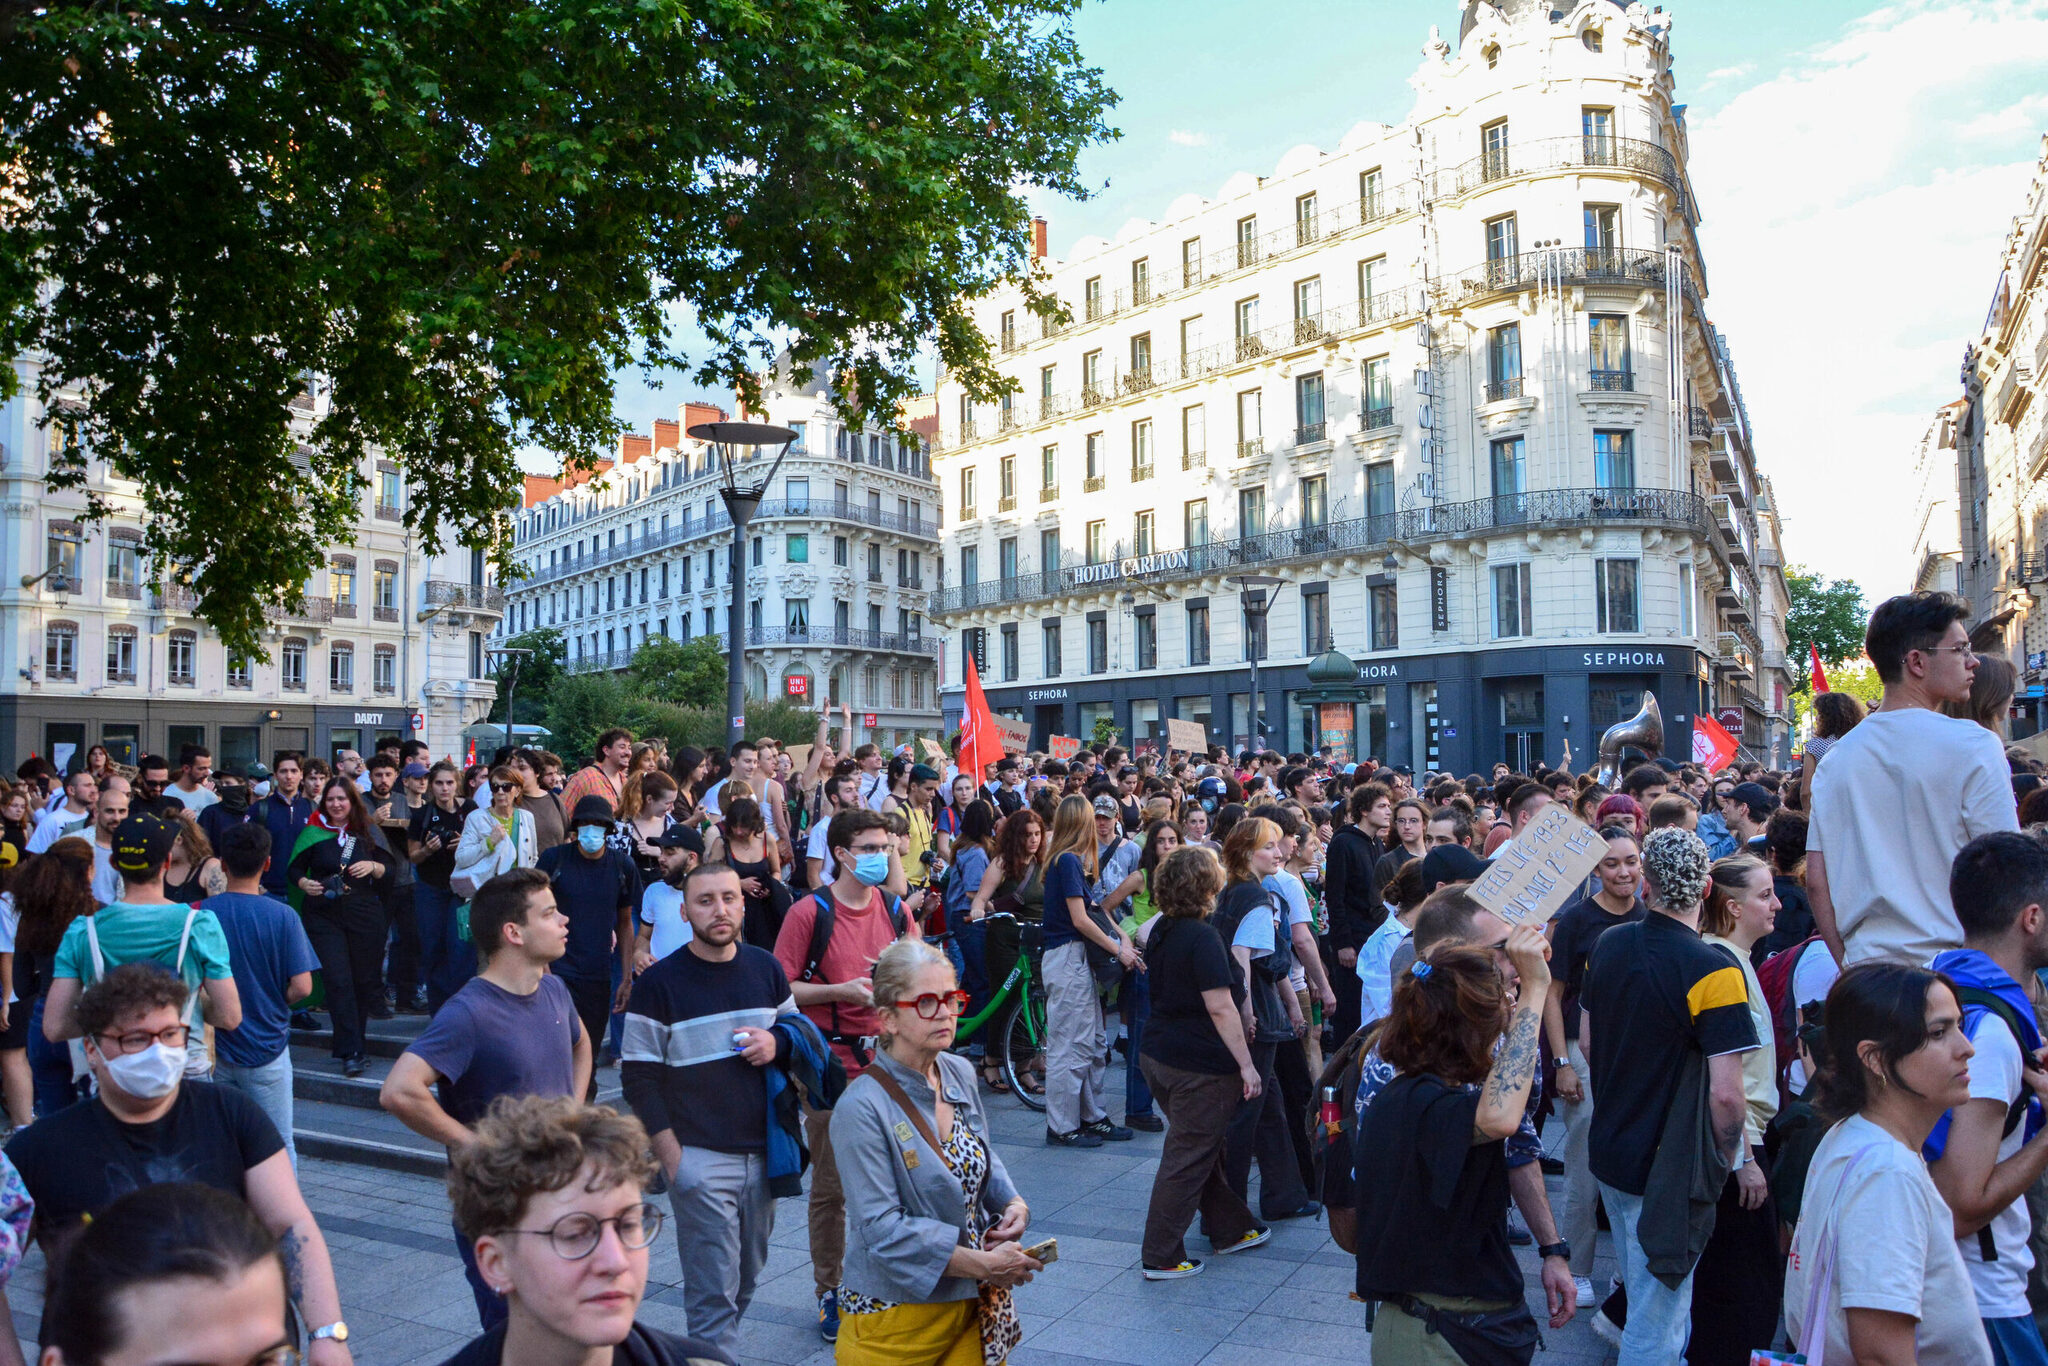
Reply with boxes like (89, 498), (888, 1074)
(627, 636), (726, 709)
(1785, 566), (1869, 694)
(0, 1), (1117, 653)
(1089, 715), (1120, 748)
(487, 628), (566, 725)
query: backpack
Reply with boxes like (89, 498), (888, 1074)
(1306, 1019), (1385, 1254)
(798, 889), (908, 985)
(1756, 933), (1822, 1084)
(1950, 982), (2039, 1262)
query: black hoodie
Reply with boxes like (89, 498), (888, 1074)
(443, 1322), (732, 1366)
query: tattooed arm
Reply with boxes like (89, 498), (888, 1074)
(1473, 924), (1552, 1144)
(200, 857), (228, 898)
(244, 1152), (352, 1366)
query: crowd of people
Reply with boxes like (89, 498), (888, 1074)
(13, 589), (2048, 1365)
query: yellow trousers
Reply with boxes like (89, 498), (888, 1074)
(836, 1298), (986, 1366)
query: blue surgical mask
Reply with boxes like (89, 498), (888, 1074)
(853, 851), (891, 886)
(1201, 797), (1217, 813)
(577, 826), (607, 854)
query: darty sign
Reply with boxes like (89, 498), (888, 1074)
(1070, 549), (1191, 587)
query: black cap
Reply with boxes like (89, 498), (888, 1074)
(1729, 781), (1779, 816)
(112, 813), (177, 875)
(654, 825), (704, 854)
(1417, 845), (1491, 897)
(570, 794), (616, 829)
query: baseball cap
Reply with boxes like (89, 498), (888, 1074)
(1417, 845), (1491, 897)
(401, 762), (430, 780)
(244, 762), (272, 783)
(655, 825), (705, 854)
(1730, 782), (1779, 815)
(112, 813), (177, 875)
(1092, 795), (1120, 818)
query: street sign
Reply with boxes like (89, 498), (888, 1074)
(787, 675), (808, 696)
(409, 712), (424, 732)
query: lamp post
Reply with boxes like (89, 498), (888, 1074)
(1229, 573), (1286, 753)
(687, 420), (798, 748)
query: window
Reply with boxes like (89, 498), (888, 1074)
(1583, 106), (1615, 160)
(1130, 333), (1152, 383)
(1301, 474), (1327, 527)
(331, 558), (356, 605)
(1485, 213), (1518, 263)
(1182, 235), (1203, 285)
(374, 565), (397, 614)
(1234, 297), (1260, 352)
(1000, 309), (1016, 350)
(1135, 611), (1157, 670)
(1236, 215), (1258, 268)
(1492, 564), (1533, 639)
(1362, 356), (1393, 430)
(1186, 601), (1211, 665)
(1370, 583), (1399, 651)
(226, 651), (251, 689)
(999, 454), (1016, 504)
(1085, 432), (1104, 484)
(1487, 323), (1523, 401)
(374, 646), (397, 694)
(1040, 528), (1061, 572)
(1182, 405), (1205, 466)
(1295, 192), (1319, 245)
(1483, 42), (1500, 67)
(1082, 350), (1103, 402)
(1041, 617), (1065, 679)
(1481, 118), (1511, 180)
(1085, 520), (1106, 564)
(329, 642), (353, 692)
(1589, 314), (1631, 388)
(1302, 588), (1330, 653)
(1583, 27), (1604, 52)
(1131, 419), (1154, 477)
(1185, 498), (1210, 548)
(106, 627), (137, 683)
(44, 622), (76, 680)
(163, 630), (195, 686)
(1367, 462), (1395, 522)
(1084, 276), (1103, 320)
(1584, 203), (1619, 253)
(960, 467), (976, 516)
(835, 599), (850, 633)
(1358, 255), (1384, 308)
(833, 536), (848, 567)
(44, 527), (79, 590)
(1087, 617), (1108, 673)
(1491, 437), (1527, 522)
(1596, 558), (1640, 632)
(1133, 510), (1155, 556)
(1131, 257), (1151, 304)
(1359, 167), (1385, 219)
(786, 476), (809, 508)
(106, 539), (140, 597)
(786, 533), (808, 563)
(379, 468), (402, 513)
(282, 638), (307, 691)
(1595, 430), (1636, 489)
(749, 600), (763, 634)
(1001, 623), (1019, 681)
(958, 545), (977, 585)
(1041, 445), (1058, 494)
(1293, 276), (1322, 329)
(1239, 487), (1266, 538)
(1295, 372), (1325, 444)
(787, 598), (810, 635)
(998, 538), (1018, 581)
(1237, 389), (1262, 457)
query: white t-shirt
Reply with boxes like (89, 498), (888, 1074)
(1948, 1008), (2034, 1318)
(1356, 913), (1412, 1024)
(639, 882), (692, 962)
(702, 778), (781, 840)
(91, 844), (122, 907)
(858, 770), (889, 810)
(1264, 871), (1313, 992)
(1785, 940), (1843, 1092)
(27, 810), (91, 855)
(165, 782), (219, 815)
(1785, 1114), (1991, 1365)
(806, 819), (837, 883)
(1807, 708), (2017, 966)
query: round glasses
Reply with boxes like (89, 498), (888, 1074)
(95, 1023), (191, 1055)
(892, 990), (970, 1020)
(501, 1201), (664, 1259)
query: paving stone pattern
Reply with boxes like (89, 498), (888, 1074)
(2, 1081), (1621, 1366)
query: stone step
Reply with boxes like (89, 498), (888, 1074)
(293, 1097), (449, 1178)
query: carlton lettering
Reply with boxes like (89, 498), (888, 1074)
(1582, 651), (1667, 668)
(1069, 548), (1190, 587)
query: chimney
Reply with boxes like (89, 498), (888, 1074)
(618, 433), (651, 464)
(682, 400), (728, 437)
(651, 418), (680, 450)
(1030, 217), (1048, 262)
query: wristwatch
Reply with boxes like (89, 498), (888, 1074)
(1536, 1241), (1571, 1263)
(309, 1323), (350, 1345)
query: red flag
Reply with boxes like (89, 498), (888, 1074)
(1809, 641), (1829, 693)
(957, 652), (1002, 784)
(1692, 713), (1740, 774)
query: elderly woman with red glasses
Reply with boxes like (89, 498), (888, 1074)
(830, 939), (1042, 1365)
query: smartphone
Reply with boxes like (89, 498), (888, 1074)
(1021, 1237), (1058, 1265)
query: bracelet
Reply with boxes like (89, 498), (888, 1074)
(1537, 1241), (1571, 1262)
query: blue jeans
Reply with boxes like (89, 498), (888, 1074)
(1598, 1181), (1696, 1364)
(215, 1051), (296, 1169)
(1121, 964), (1155, 1118)
(1988, 1316), (2048, 1366)
(414, 882), (475, 1011)
(27, 996), (83, 1118)
(455, 1222), (508, 1332)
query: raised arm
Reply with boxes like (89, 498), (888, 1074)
(1474, 926), (1550, 1142)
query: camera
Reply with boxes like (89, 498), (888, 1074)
(320, 874), (346, 899)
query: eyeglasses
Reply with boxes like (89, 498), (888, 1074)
(1916, 642), (1975, 660)
(500, 1201), (664, 1259)
(892, 990), (970, 1019)
(848, 843), (893, 857)
(95, 1023), (190, 1054)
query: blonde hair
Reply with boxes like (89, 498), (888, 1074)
(1041, 794), (1099, 883)
(1702, 854), (1771, 938)
(1221, 816), (1281, 884)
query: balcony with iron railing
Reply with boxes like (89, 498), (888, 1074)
(1132, 462), (1155, 483)
(1083, 474), (1107, 493)
(1450, 247), (1700, 319)
(1362, 406), (1395, 432)
(1039, 484), (1059, 503)
(1237, 438), (1266, 461)
(1688, 407), (1714, 439)
(1183, 449), (1207, 471)
(520, 499), (938, 588)
(424, 580), (508, 614)
(565, 625), (939, 673)
(997, 495), (1016, 513)
(1434, 135), (1681, 200)
(1483, 377), (1525, 404)
(1587, 369), (1635, 392)
(935, 486), (1713, 615)
(1296, 423), (1327, 447)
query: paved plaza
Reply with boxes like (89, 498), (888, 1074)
(1, 1080), (1620, 1366)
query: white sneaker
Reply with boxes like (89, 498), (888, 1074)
(1574, 1275), (1595, 1308)
(1591, 1309), (1624, 1348)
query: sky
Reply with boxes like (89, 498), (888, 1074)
(588, 0), (2048, 600)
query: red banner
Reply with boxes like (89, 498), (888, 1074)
(1809, 641), (1830, 694)
(1692, 713), (1740, 773)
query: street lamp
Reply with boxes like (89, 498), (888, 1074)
(687, 419), (799, 748)
(1229, 573), (1286, 753)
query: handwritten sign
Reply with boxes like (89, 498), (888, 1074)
(1165, 717), (1207, 753)
(1467, 805), (1608, 930)
(785, 743), (813, 772)
(1048, 735), (1081, 761)
(991, 714), (1032, 754)
(917, 736), (950, 768)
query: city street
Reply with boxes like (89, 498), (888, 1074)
(0, 1078), (1615, 1366)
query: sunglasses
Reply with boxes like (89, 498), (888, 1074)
(492, 783), (518, 794)
(891, 990), (970, 1020)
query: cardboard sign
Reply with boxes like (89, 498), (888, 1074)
(1048, 735), (1081, 761)
(1165, 717), (1207, 753)
(991, 714), (1032, 754)
(1467, 805), (1608, 930)
(785, 743), (813, 772)
(917, 736), (950, 767)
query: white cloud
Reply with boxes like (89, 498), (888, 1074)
(1167, 129), (1209, 147)
(1686, 0), (2048, 594)
(1700, 61), (1756, 84)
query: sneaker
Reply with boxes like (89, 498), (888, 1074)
(1574, 1275), (1595, 1309)
(1081, 1118), (1134, 1142)
(1590, 1308), (1623, 1348)
(1213, 1226), (1272, 1256)
(1046, 1127), (1105, 1148)
(818, 1289), (839, 1344)
(342, 1054), (367, 1079)
(1125, 1112), (1165, 1133)
(1141, 1258), (1205, 1280)
(1265, 1199), (1321, 1221)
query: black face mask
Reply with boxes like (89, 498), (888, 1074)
(219, 786), (249, 813)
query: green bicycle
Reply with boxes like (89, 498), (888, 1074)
(950, 913), (1048, 1111)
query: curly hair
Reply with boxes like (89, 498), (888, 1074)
(991, 808), (1043, 880)
(14, 835), (96, 958)
(448, 1095), (656, 1241)
(77, 962), (189, 1040)
(1377, 945), (1508, 1086)
(1639, 827), (1712, 912)
(1154, 845), (1224, 920)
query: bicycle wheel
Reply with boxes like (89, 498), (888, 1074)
(1000, 988), (1048, 1112)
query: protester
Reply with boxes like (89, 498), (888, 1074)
(1798, 689), (1867, 811)
(365, 753), (424, 1014)
(537, 795), (641, 1081)
(445, 1094), (733, 1366)
(289, 779), (395, 1078)
(562, 729), (634, 817)
(1355, 859), (1425, 1025)
(830, 938), (1038, 1364)
(706, 793), (788, 950)
(166, 743), (218, 815)
(24, 769), (93, 855)
(207, 824), (319, 1168)
(620, 861), (808, 1357)
(255, 754), (313, 901)
(632, 825), (703, 967)
(1782, 962), (1992, 1365)
(1580, 827), (1756, 1362)
(1039, 794), (1138, 1149)
(380, 868), (591, 1329)
(1808, 592), (2018, 967)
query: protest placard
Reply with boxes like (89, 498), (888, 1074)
(1467, 804), (1609, 929)
(1048, 735), (1081, 761)
(1165, 717), (1207, 753)
(991, 714), (1032, 754)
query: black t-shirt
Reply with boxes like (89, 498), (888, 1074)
(538, 844), (642, 981)
(8, 1083), (284, 1247)
(1582, 912), (1759, 1195)
(1139, 917), (1242, 1076)
(1372, 846), (1418, 893)
(1549, 893), (1646, 1040)
(619, 945), (793, 1152)
(1353, 1074), (1519, 1303)
(409, 802), (468, 891)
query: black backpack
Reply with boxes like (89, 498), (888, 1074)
(798, 889), (909, 984)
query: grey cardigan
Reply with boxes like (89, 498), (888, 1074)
(830, 1049), (1023, 1305)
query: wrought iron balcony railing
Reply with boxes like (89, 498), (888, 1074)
(1588, 370), (1635, 392)
(1483, 377), (1524, 403)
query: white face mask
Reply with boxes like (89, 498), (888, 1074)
(99, 1041), (187, 1099)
